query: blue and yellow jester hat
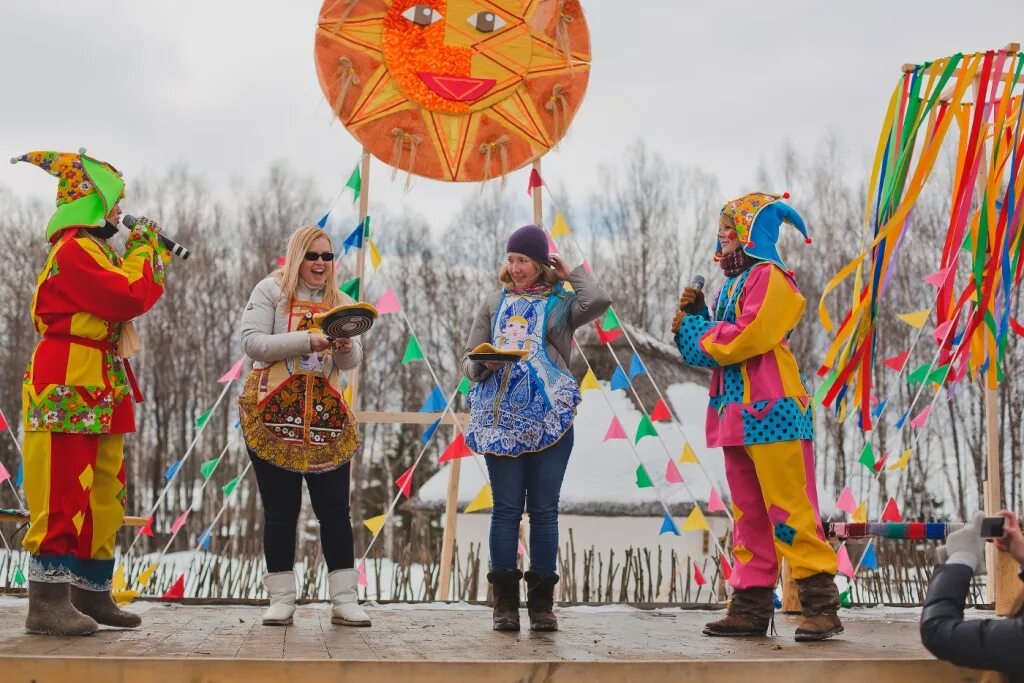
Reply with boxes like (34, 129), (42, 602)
(718, 192), (810, 273)
(10, 148), (125, 242)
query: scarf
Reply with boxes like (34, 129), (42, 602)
(719, 250), (755, 278)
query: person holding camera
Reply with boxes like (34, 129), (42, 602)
(920, 510), (1024, 679)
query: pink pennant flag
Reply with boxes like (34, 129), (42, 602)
(881, 497), (903, 522)
(603, 417), (627, 441)
(395, 465), (414, 498)
(707, 488), (726, 512)
(932, 320), (954, 344)
(924, 266), (953, 287)
(582, 259), (593, 275)
(357, 560), (368, 587)
(0, 410), (8, 431)
(665, 460), (683, 484)
(546, 231), (559, 255)
(720, 555), (733, 581)
(836, 486), (857, 514)
(693, 563), (706, 586)
(217, 356), (246, 383)
(0, 461), (10, 485)
(836, 544), (855, 577)
(170, 510), (190, 535)
(910, 405), (932, 429)
(883, 350), (910, 371)
(374, 288), (402, 315)
(275, 257), (286, 267)
(517, 541), (526, 556)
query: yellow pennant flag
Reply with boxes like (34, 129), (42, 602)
(113, 590), (139, 606)
(852, 500), (867, 523)
(137, 563), (159, 587)
(464, 483), (493, 513)
(682, 506), (710, 532)
(580, 369), (600, 391)
(112, 565), (127, 592)
(343, 385), (353, 405)
(678, 443), (699, 464)
(888, 449), (912, 471)
(368, 240), (382, 271)
(364, 513), (387, 536)
(897, 308), (930, 329)
(551, 212), (571, 238)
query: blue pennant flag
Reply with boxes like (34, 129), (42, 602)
(232, 418), (241, 430)
(773, 591), (782, 609)
(610, 366), (630, 391)
(197, 527), (212, 550)
(895, 410), (910, 430)
(420, 386), (447, 413)
(628, 353), (647, 379)
(316, 212), (330, 228)
(861, 543), (878, 571)
(870, 399), (888, 419)
(342, 221), (364, 254)
(658, 513), (680, 536)
(951, 330), (965, 346)
(164, 460), (182, 481)
(422, 418), (442, 445)
(15, 460), (23, 488)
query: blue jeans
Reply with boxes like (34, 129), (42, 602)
(485, 428), (574, 575)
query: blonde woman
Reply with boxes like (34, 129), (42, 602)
(238, 225), (368, 627)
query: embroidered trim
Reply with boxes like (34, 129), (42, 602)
(29, 554), (113, 591)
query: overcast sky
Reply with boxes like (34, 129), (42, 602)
(2, 1), (1022, 230)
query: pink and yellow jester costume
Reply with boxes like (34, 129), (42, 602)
(674, 192), (842, 641)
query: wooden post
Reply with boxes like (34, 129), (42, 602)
(780, 559), (801, 614)
(437, 424), (463, 601)
(347, 150), (372, 408)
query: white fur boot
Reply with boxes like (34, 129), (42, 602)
(261, 571), (296, 626)
(329, 569), (370, 626)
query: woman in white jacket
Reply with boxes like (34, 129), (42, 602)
(238, 225), (369, 627)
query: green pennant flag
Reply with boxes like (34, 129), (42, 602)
(200, 458), (221, 481)
(634, 414), (657, 443)
(907, 363), (931, 385)
(13, 566), (26, 586)
(222, 475), (242, 496)
(635, 465), (653, 488)
(340, 277), (360, 301)
(602, 307), (621, 331)
(194, 408), (213, 430)
(858, 442), (875, 471)
(363, 215), (372, 238)
(457, 376), (471, 395)
(928, 364), (951, 384)
(401, 335), (424, 364)
(839, 588), (852, 608)
(346, 164), (361, 203)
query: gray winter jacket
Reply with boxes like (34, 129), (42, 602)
(462, 265), (612, 383)
(239, 276), (363, 371)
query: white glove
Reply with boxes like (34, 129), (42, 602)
(939, 510), (987, 574)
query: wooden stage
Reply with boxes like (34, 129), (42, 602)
(0, 597), (985, 682)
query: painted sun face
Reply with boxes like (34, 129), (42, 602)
(315, 0), (590, 182)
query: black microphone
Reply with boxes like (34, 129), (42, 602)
(683, 275), (705, 312)
(121, 215), (191, 260)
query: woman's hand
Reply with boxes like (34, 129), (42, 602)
(309, 333), (332, 353)
(994, 510), (1024, 565)
(549, 254), (571, 280)
(671, 310), (687, 334)
(484, 361), (504, 371)
(331, 337), (353, 352)
(678, 287), (705, 313)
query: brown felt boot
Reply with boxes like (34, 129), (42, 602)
(702, 587), (774, 637)
(71, 586), (142, 628)
(487, 569), (522, 632)
(524, 571), (559, 632)
(25, 582), (99, 636)
(794, 573), (843, 642)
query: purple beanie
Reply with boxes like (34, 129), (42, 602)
(506, 224), (549, 265)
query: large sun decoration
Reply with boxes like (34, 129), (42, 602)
(315, 0), (591, 183)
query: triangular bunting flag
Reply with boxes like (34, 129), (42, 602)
(420, 387), (447, 413)
(693, 563), (706, 586)
(650, 398), (672, 422)
(720, 555), (733, 581)
(316, 212), (330, 229)
(401, 335), (425, 364)
(634, 415), (657, 443)
(852, 500), (867, 523)
(665, 460), (683, 484)
(880, 497), (903, 522)
(112, 565), (127, 592)
(551, 212), (571, 237)
(883, 351), (910, 371)
(343, 222), (364, 254)
(113, 590), (139, 605)
(836, 544), (855, 577)
(161, 574), (186, 601)
(12, 566), (25, 586)
(170, 510), (190, 535)
(707, 488), (726, 512)
(895, 409), (910, 429)
(928, 365), (950, 384)
(464, 483), (493, 512)
(910, 405), (931, 429)
(610, 366), (630, 391)
(628, 353), (647, 379)
(222, 475), (242, 496)
(861, 543), (878, 570)
(858, 443), (875, 471)
(580, 369), (600, 391)
(457, 376), (471, 395)
(395, 465), (415, 498)
(932, 320), (954, 344)
(836, 487), (857, 514)
(276, 256), (287, 267)
(888, 449), (912, 471)
(364, 513), (387, 536)
(907, 363), (931, 384)
(839, 588), (852, 608)
(0, 461), (10, 485)
(659, 513), (680, 535)
(339, 277), (361, 301)
(140, 515), (155, 537)
(198, 527), (212, 550)
(0, 411), (7, 431)
(374, 288), (401, 314)
(602, 308), (622, 331)
(200, 458), (220, 481)
(595, 322), (623, 344)
(368, 240), (382, 270)
(137, 563), (158, 587)
(897, 308), (930, 329)
(357, 560), (368, 587)
(15, 461), (23, 488)
(924, 265), (953, 287)
(635, 465), (654, 488)
(345, 164), (361, 202)
(678, 443), (699, 464)
(343, 385), (353, 405)
(682, 506), (710, 532)
(546, 230), (559, 255)
(194, 408), (213, 430)
(439, 433), (473, 463)
(218, 356), (246, 383)
(421, 418), (441, 445)
(603, 417), (627, 441)
(872, 453), (888, 473)
(526, 168), (543, 195)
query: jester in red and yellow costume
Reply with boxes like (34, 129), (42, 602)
(12, 149), (169, 635)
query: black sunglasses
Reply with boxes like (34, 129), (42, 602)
(304, 251), (335, 262)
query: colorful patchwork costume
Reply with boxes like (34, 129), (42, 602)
(12, 149), (169, 635)
(674, 192), (842, 641)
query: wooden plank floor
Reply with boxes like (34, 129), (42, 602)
(0, 598), (986, 682)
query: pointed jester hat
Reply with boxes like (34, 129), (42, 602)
(10, 148), (124, 242)
(718, 191), (810, 272)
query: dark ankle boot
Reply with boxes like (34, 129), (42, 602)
(487, 569), (522, 632)
(25, 582), (99, 636)
(794, 573), (843, 642)
(524, 571), (559, 632)
(702, 587), (774, 637)
(71, 586), (142, 628)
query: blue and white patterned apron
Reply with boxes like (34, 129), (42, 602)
(466, 290), (581, 457)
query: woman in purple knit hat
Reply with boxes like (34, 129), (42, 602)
(462, 224), (611, 633)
